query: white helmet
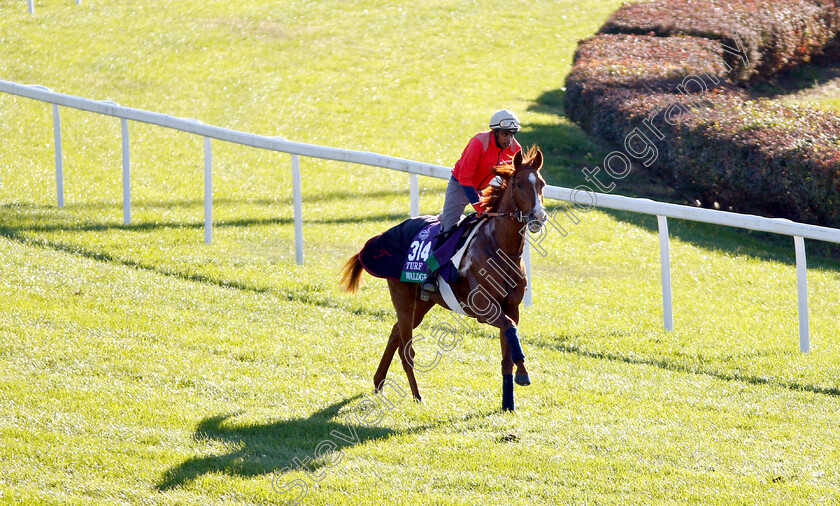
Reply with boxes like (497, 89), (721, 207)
(489, 109), (520, 132)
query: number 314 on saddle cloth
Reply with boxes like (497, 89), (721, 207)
(400, 222), (438, 283)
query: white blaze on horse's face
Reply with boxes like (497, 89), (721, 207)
(528, 172), (547, 219)
(525, 171), (547, 233)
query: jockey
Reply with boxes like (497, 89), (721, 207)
(421, 109), (522, 297)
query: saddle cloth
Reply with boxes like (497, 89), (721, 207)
(358, 215), (437, 281)
(438, 220), (485, 315)
(357, 214), (480, 283)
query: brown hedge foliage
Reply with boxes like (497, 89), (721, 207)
(565, 34), (739, 131)
(566, 34), (731, 90)
(564, 1), (840, 228)
(600, 0), (840, 81)
(597, 90), (840, 226)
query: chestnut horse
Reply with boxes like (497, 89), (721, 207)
(340, 147), (547, 411)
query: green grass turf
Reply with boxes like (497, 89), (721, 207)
(0, 0), (839, 504)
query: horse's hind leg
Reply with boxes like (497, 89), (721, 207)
(373, 323), (401, 392)
(387, 280), (434, 402)
(374, 296), (435, 397)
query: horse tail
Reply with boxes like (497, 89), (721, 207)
(339, 253), (365, 293)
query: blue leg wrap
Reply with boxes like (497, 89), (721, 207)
(504, 327), (525, 364)
(502, 373), (515, 411)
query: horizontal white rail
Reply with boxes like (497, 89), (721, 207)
(0, 81), (452, 180)
(1, 80), (838, 352)
(4, 81), (838, 244)
(543, 187), (840, 245)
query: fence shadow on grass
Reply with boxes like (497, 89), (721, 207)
(529, 335), (840, 397)
(0, 205), (403, 322)
(0, 198), (410, 234)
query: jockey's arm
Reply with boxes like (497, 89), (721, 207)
(460, 184), (486, 213)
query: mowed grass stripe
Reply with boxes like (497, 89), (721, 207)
(1, 225), (839, 504)
(2, 199), (838, 399)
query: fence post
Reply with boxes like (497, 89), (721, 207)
(409, 173), (419, 218)
(657, 215), (674, 331)
(52, 104), (64, 208)
(103, 100), (130, 225)
(794, 236), (810, 353)
(28, 0), (34, 14)
(292, 154), (304, 265)
(204, 137), (212, 244)
(121, 118), (131, 224)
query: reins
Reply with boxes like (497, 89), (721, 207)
(479, 210), (530, 223)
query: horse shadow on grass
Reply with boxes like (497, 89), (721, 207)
(157, 393), (493, 492)
(156, 395), (387, 491)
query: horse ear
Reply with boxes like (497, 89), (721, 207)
(513, 150), (523, 170)
(533, 149), (543, 170)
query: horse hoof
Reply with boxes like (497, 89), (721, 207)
(514, 373), (531, 386)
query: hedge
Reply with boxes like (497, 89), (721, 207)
(564, 34), (740, 131)
(599, 0), (840, 81)
(599, 90), (840, 226)
(564, 1), (840, 228)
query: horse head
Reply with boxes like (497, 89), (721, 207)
(508, 147), (548, 233)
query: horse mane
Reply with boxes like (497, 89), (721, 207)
(479, 146), (540, 212)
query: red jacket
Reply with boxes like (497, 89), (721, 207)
(452, 131), (522, 191)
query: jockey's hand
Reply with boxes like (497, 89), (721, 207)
(471, 202), (486, 214)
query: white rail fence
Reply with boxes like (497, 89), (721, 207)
(1, 80), (839, 353)
(26, 0), (81, 14)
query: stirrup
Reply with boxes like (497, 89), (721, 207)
(420, 277), (437, 301)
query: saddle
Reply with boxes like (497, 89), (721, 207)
(357, 214), (482, 283)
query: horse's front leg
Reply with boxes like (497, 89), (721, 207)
(505, 307), (530, 385)
(499, 329), (515, 411)
(488, 313), (529, 386)
(488, 313), (530, 412)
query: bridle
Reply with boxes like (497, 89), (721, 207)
(481, 210), (545, 233)
(480, 164), (547, 233)
(481, 210), (530, 222)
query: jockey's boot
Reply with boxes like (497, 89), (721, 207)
(420, 275), (438, 301)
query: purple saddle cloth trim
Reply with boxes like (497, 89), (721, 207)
(425, 215), (481, 283)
